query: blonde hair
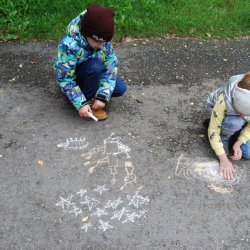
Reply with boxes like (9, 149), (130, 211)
(238, 72), (250, 90)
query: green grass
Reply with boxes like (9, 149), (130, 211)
(0, 0), (249, 42)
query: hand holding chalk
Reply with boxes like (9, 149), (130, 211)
(87, 112), (98, 122)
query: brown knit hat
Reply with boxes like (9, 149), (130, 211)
(81, 4), (115, 42)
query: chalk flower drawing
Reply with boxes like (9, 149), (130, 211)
(55, 195), (74, 212)
(94, 185), (109, 195)
(57, 137), (88, 150)
(98, 220), (114, 232)
(81, 222), (92, 232)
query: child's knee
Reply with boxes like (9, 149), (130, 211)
(221, 116), (245, 136)
(241, 142), (250, 159)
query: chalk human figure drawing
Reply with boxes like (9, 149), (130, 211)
(175, 154), (245, 193)
(81, 134), (136, 190)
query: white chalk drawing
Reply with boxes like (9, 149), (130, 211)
(91, 208), (109, 217)
(68, 205), (82, 217)
(80, 195), (100, 211)
(81, 222), (92, 232)
(98, 220), (114, 232)
(81, 133), (137, 189)
(76, 189), (87, 197)
(111, 207), (130, 221)
(175, 154), (245, 193)
(55, 186), (150, 233)
(94, 185), (109, 195)
(127, 191), (150, 208)
(105, 196), (123, 210)
(57, 137), (88, 150)
(55, 195), (74, 212)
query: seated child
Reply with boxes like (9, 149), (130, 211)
(205, 73), (250, 180)
(54, 4), (127, 120)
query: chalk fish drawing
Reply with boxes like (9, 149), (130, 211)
(57, 137), (88, 150)
(175, 154), (245, 193)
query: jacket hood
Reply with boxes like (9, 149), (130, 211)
(66, 11), (88, 48)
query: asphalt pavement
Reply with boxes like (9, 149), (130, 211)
(0, 38), (250, 249)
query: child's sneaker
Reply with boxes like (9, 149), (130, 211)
(92, 109), (108, 120)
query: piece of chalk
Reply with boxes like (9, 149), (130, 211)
(87, 112), (98, 121)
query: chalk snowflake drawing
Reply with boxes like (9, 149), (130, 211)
(55, 195), (74, 212)
(111, 207), (130, 221)
(76, 189), (87, 197)
(175, 154), (245, 193)
(105, 196), (123, 210)
(81, 133), (137, 189)
(91, 208), (109, 217)
(80, 195), (100, 211)
(57, 137), (88, 150)
(122, 212), (140, 223)
(127, 191), (150, 209)
(94, 185), (109, 195)
(68, 205), (82, 217)
(98, 220), (114, 232)
(81, 222), (92, 232)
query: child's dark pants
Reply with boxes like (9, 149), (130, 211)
(75, 58), (127, 100)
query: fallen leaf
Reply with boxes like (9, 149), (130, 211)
(81, 216), (89, 222)
(37, 160), (44, 166)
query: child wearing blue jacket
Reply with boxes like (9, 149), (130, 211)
(55, 4), (127, 120)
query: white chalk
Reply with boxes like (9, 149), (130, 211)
(87, 112), (98, 122)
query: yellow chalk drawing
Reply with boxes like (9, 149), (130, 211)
(120, 161), (137, 191)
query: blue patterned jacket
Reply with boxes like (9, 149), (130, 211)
(54, 11), (118, 110)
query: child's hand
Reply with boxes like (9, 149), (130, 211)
(231, 140), (243, 161)
(92, 99), (105, 110)
(218, 154), (235, 180)
(79, 105), (92, 118)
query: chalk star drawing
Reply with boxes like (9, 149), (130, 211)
(57, 137), (88, 150)
(80, 195), (100, 211)
(94, 185), (109, 195)
(55, 195), (74, 212)
(122, 212), (140, 223)
(105, 196), (123, 210)
(81, 222), (92, 232)
(127, 191), (150, 209)
(111, 207), (130, 221)
(91, 208), (109, 217)
(76, 189), (87, 197)
(98, 220), (114, 232)
(68, 205), (82, 217)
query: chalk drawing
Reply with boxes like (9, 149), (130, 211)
(76, 189), (87, 197)
(127, 191), (150, 208)
(68, 205), (82, 217)
(55, 185), (150, 233)
(91, 208), (109, 217)
(81, 222), (92, 232)
(81, 133), (138, 189)
(175, 154), (245, 193)
(55, 195), (74, 212)
(111, 207), (130, 221)
(80, 195), (100, 211)
(120, 161), (137, 191)
(98, 220), (114, 232)
(94, 184), (109, 195)
(105, 196), (123, 210)
(57, 137), (88, 150)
